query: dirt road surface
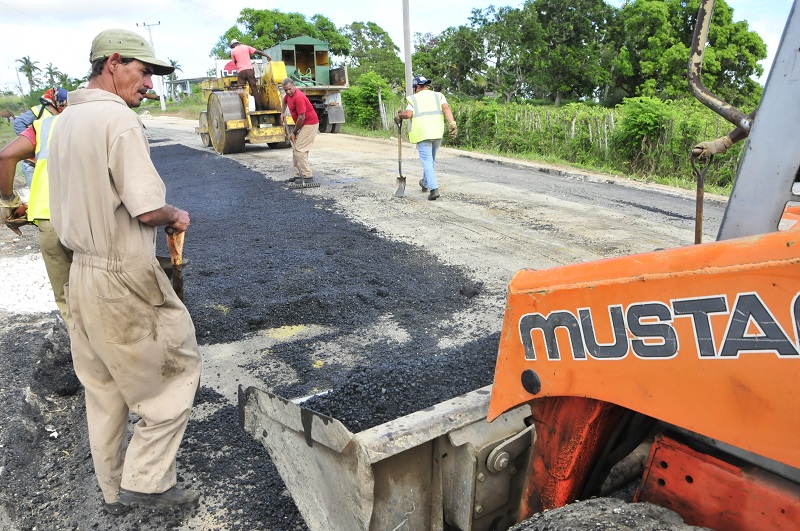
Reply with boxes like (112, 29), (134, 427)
(0, 115), (725, 530)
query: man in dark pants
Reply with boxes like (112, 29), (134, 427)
(230, 38), (271, 111)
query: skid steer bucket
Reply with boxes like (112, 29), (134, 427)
(238, 384), (534, 531)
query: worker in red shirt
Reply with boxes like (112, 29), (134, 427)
(281, 78), (320, 183)
(229, 38), (271, 111)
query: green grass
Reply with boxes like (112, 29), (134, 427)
(139, 94), (206, 120)
(339, 122), (727, 195)
(0, 122), (17, 145)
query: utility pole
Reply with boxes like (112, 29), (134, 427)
(136, 21), (167, 111)
(402, 0), (413, 97)
(8, 66), (24, 96)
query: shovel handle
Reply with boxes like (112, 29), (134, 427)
(397, 121), (404, 176)
(165, 226), (185, 267)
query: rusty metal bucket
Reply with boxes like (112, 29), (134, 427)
(238, 384), (534, 531)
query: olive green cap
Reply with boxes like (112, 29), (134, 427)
(90, 29), (174, 76)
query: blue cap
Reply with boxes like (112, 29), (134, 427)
(55, 88), (68, 105)
(412, 75), (431, 89)
(40, 86), (68, 107)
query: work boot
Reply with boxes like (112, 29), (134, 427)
(428, 188), (440, 200)
(302, 176), (314, 183)
(287, 176), (300, 183)
(103, 502), (133, 516)
(419, 179), (428, 192)
(119, 486), (201, 511)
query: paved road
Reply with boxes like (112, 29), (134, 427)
(145, 115), (727, 291)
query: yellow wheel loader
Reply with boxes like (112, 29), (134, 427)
(196, 37), (349, 155)
(239, 1), (800, 529)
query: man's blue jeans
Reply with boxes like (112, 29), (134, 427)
(417, 138), (442, 190)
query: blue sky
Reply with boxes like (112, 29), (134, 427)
(0, 0), (793, 93)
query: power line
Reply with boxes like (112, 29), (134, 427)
(136, 21), (167, 111)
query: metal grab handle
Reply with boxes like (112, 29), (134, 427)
(687, 0), (752, 132)
(690, 154), (714, 244)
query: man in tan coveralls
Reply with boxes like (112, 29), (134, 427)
(48, 29), (202, 515)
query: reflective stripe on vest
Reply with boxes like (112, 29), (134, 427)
(30, 104), (53, 121)
(27, 114), (59, 222)
(407, 90), (445, 144)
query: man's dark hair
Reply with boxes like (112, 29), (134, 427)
(89, 57), (136, 80)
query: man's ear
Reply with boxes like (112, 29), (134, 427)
(108, 52), (122, 70)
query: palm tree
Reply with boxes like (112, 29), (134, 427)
(55, 72), (72, 88)
(168, 58), (182, 101)
(16, 56), (41, 93)
(44, 63), (62, 87)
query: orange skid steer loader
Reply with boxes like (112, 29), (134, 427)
(239, 1), (800, 529)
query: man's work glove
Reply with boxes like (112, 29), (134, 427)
(5, 210), (30, 236)
(1, 195), (27, 236)
(692, 135), (732, 159)
(1, 193), (20, 223)
(448, 121), (458, 139)
(394, 112), (403, 126)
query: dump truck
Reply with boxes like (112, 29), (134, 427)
(196, 36), (348, 154)
(239, 1), (800, 529)
(263, 36), (349, 134)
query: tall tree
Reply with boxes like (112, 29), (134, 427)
(43, 63), (61, 87)
(613, 0), (765, 107)
(55, 72), (83, 91)
(529, 0), (615, 106)
(412, 28), (482, 96)
(341, 22), (404, 86)
(168, 59), (182, 100)
(16, 56), (40, 93)
(470, 5), (545, 102)
(211, 9), (349, 60)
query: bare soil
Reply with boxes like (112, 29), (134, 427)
(0, 115), (725, 530)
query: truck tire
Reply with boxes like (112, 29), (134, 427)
(331, 123), (342, 134)
(318, 114), (333, 133)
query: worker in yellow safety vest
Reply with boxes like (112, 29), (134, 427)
(0, 108), (72, 322)
(12, 87), (68, 188)
(395, 75), (457, 201)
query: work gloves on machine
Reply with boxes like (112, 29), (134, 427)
(692, 135), (732, 159)
(394, 112), (403, 126)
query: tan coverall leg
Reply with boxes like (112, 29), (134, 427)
(292, 123), (318, 178)
(66, 253), (201, 504)
(36, 219), (73, 322)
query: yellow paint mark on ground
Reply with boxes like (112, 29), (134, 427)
(264, 325), (305, 339)
(312, 360), (324, 369)
(206, 304), (230, 315)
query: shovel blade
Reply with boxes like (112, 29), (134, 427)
(394, 177), (406, 197)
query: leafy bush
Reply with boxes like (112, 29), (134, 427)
(447, 96), (748, 191)
(612, 96), (674, 173)
(342, 72), (392, 129)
